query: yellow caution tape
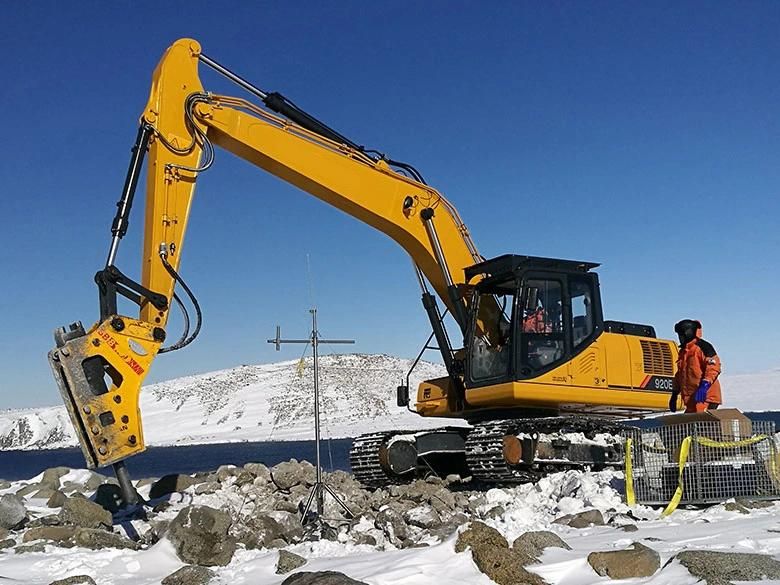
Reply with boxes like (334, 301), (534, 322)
(696, 435), (767, 449)
(661, 436), (692, 517)
(624, 438), (635, 506)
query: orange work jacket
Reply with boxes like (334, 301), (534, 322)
(673, 338), (722, 412)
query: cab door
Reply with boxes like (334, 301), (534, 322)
(567, 273), (607, 388)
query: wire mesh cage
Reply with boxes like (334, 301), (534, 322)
(623, 419), (780, 505)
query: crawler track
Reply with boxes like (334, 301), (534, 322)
(351, 417), (628, 487)
(349, 430), (398, 488)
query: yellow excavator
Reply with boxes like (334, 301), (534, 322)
(49, 39), (678, 503)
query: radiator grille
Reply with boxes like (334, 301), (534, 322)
(640, 340), (674, 376)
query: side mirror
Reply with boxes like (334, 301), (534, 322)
(396, 385), (409, 407)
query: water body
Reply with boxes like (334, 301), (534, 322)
(0, 439), (353, 482)
(1, 412), (776, 482)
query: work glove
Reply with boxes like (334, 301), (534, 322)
(669, 392), (679, 413)
(695, 380), (711, 404)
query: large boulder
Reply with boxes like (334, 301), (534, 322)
(59, 497), (112, 530)
(167, 505), (236, 566)
(676, 551), (780, 585)
(280, 572), (370, 585)
(587, 542), (660, 579)
(513, 531), (571, 563)
(455, 522), (546, 585)
(161, 565), (215, 585)
(0, 494), (27, 530)
(277, 550), (308, 574)
(148, 474), (200, 500)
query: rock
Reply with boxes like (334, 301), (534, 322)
(71, 527), (139, 550)
(235, 513), (284, 550)
(455, 521), (508, 553)
(677, 551), (780, 585)
(280, 571), (370, 585)
(0, 539), (15, 549)
(216, 465), (237, 482)
(588, 542), (660, 579)
(15, 542), (47, 553)
(619, 524), (638, 532)
(244, 462), (271, 482)
(47, 490), (67, 508)
(354, 533), (377, 546)
(83, 472), (112, 492)
(49, 577), (97, 585)
(455, 522), (546, 585)
(735, 498), (774, 510)
(554, 509), (604, 528)
(0, 481), (10, 489)
(161, 565), (216, 585)
(271, 460), (316, 490)
(512, 531), (571, 562)
(480, 505), (505, 520)
(59, 497), (112, 529)
(93, 484), (124, 513)
(15, 484), (42, 497)
(195, 482), (220, 495)
(40, 467), (70, 490)
(31, 488), (57, 501)
(375, 507), (408, 544)
(403, 505), (442, 529)
(724, 502), (750, 514)
(0, 527), (7, 539)
(0, 494), (27, 530)
(268, 510), (304, 543)
(148, 474), (200, 500)
(167, 505), (236, 566)
(23, 525), (77, 544)
(277, 550), (308, 574)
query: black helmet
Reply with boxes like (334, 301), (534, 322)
(674, 319), (701, 344)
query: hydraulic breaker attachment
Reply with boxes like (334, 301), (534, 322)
(49, 318), (163, 472)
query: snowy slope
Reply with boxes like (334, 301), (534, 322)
(1, 357), (777, 451)
(0, 354), (457, 451)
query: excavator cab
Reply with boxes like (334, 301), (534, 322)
(464, 254), (602, 389)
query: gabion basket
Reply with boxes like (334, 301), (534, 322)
(623, 420), (780, 506)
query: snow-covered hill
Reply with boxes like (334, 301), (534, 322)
(1, 356), (778, 451)
(0, 354), (455, 451)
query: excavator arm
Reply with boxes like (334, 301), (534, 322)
(49, 39), (497, 497)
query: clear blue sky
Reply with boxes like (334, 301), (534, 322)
(1, 2), (778, 409)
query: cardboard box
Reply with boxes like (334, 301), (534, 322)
(657, 409), (754, 463)
(659, 408), (753, 439)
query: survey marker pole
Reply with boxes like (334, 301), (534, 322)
(267, 308), (355, 524)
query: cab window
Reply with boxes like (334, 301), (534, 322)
(570, 275), (595, 349)
(469, 284), (516, 382)
(520, 279), (564, 373)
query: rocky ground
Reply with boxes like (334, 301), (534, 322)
(0, 462), (779, 584)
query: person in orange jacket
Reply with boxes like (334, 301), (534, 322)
(669, 319), (723, 413)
